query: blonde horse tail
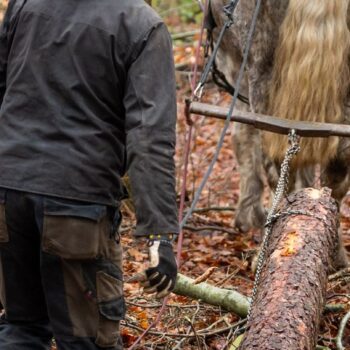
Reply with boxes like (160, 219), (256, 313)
(264, 0), (350, 166)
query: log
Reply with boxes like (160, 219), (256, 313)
(174, 273), (249, 318)
(239, 188), (339, 350)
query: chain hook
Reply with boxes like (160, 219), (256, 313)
(223, 0), (239, 26)
(194, 83), (204, 100)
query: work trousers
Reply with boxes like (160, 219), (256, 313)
(0, 188), (125, 349)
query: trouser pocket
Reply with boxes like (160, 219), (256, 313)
(42, 198), (109, 259)
(41, 198), (124, 348)
(95, 271), (125, 348)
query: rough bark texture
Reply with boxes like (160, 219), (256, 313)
(174, 273), (249, 318)
(239, 188), (339, 350)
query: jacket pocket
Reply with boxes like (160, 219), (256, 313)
(42, 199), (108, 260)
(95, 271), (125, 348)
(0, 190), (8, 243)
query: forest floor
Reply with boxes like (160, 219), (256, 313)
(119, 7), (350, 350)
(120, 77), (350, 350)
(0, 1), (348, 349)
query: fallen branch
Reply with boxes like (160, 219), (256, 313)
(324, 304), (348, 314)
(174, 273), (249, 318)
(336, 310), (350, 350)
(329, 267), (350, 282)
(193, 267), (217, 284)
(193, 206), (236, 213)
(183, 225), (237, 235)
(123, 318), (246, 339)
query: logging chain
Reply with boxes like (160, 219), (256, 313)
(247, 130), (300, 320)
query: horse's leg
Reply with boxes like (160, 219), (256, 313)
(210, 0), (287, 231)
(212, 26), (267, 232)
(233, 123), (266, 232)
(321, 139), (350, 268)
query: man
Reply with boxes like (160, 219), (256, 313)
(0, 0), (178, 349)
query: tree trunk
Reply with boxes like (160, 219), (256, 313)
(239, 188), (339, 350)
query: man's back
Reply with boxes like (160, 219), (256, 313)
(0, 0), (178, 236)
(0, 2), (178, 349)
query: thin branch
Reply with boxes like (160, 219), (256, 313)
(126, 300), (199, 309)
(185, 315), (202, 349)
(329, 267), (350, 282)
(184, 225), (237, 235)
(127, 297), (169, 350)
(217, 268), (240, 287)
(123, 319), (247, 339)
(193, 206), (236, 213)
(324, 304), (347, 314)
(336, 310), (350, 350)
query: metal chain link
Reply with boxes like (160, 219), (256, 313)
(247, 129), (300, 320)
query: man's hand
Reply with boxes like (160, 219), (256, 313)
(129, 239), (177, 299)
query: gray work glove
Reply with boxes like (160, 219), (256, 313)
(130, 236), (177, 299)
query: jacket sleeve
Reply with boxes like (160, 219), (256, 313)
(0, 0), (23, 104)
(123, 22), (179, 237)
(0, 4), (11, 104)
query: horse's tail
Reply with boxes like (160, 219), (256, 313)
(264, 0), (350, 166)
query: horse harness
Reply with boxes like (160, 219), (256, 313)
(196, 0), (249, 104)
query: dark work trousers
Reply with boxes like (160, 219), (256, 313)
(0, 188), (125, 349)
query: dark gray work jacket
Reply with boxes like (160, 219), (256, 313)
(0, 0), (179, 236)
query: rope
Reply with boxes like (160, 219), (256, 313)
(128, 3), (208, 348)
(176, 0), (210, 265)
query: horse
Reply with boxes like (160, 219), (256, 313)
(208, 0), (350, 268)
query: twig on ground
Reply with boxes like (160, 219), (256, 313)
(127, 297), (169, 350)
(193, 206), (235, 213)
(217, 268), (240, 287)
(327, 294), (350, 300)
(184, 225), (237, 235)
(324, 304), (348, 314)
(329, 267), (350, 282)
(185, 315), (202, 349)
(126, 300), (200, 309)
(336, 310), (350, 350)
(123, 318), (247, 339)
(194, 267), (217, 284)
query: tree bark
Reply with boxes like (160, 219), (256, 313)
(174, 273), (249, 318)
(239, 188), (339, 350)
